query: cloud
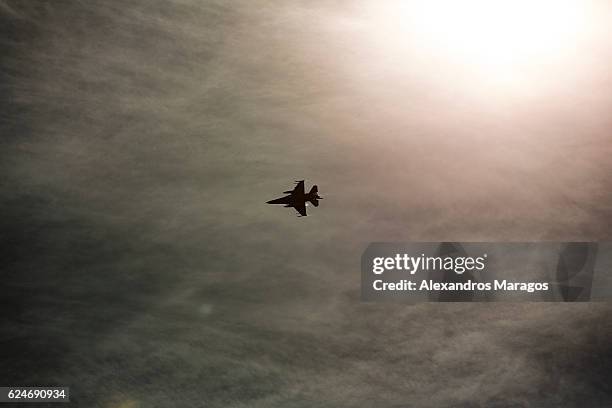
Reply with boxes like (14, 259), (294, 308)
(1, 1), (611, 406)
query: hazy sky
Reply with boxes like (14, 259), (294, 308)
(1, 1), (612, 407)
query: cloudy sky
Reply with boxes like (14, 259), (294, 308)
(1, 1), (612, 407)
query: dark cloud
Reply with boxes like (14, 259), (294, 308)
(1, 1), (611, 407)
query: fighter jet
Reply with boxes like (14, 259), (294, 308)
(266, 180), (322, 217)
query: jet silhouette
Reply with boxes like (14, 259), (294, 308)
(267, 180), (322, 217)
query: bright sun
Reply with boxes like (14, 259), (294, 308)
(362, 0), (598, 92)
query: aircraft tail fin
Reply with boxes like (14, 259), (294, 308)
(308, 185), (320, 207)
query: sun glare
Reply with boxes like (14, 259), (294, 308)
(363, 0), (597, 92)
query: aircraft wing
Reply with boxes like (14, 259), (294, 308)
(283, 180), (305, 196)
(294, 201), (307, 216)
(292, 180), (305, 195)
